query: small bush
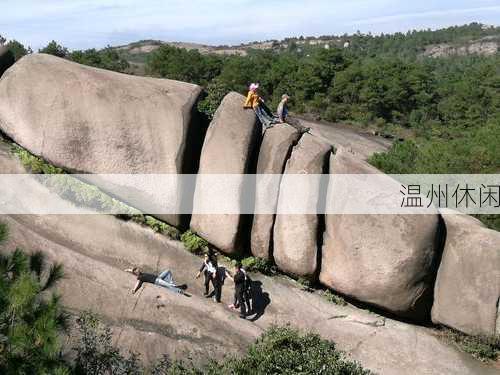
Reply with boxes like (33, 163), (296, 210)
(12, 144), (64, 174)
(322, 289), (348, 306)
(180, 231), (208, 254)
(144, 216), (181, 240)
(297, 276), (314, 292)
(205, 325), (370, 374)
(440, 328), (500, 362)
(241, 256), (277, 275)
(73, 312), (142, 375)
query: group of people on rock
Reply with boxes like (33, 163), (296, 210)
(125, 250), (254, 319)
(243, 82), (310, 133)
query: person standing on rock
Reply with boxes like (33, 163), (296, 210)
(229, 262), (250, 319)
(243, 83), (277, 129)
(195, 252), (217, 297)
(212, 260), (232, 303)
(125, 267), (189, 296)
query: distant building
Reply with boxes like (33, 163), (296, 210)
(324, 44), (330, 49)
(343, 41), (350, 48)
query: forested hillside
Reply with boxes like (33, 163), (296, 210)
(2, 23), (499, 227)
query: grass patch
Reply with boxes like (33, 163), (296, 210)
(241, 256), (278, 275)
(322, 289), (348, 306)
(297, 277), (315, 292)
(439, 328), (500, 362)
(180, 230), (208, 255)
(144, 215), (181, 240)
(11, 144), (64, 174)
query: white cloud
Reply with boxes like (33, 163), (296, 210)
(1, 1), (498, 50)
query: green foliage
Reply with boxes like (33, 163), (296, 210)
(39, 40), (68, 58)
(203, 325), (370, 374)
(10, 143), (139, 215)
(0, 244), (69, 374)
(5, 39), (32, 61)
(440, 328), (500, 362)
(322, 290), (348, 306)
(72, 312), (142, 375)
(0, 222), (7, 245)
(180, 231), (208, 254)
(197, 78), (232, 119)
(241, 257), (277, 275)
(146, 45), (222, 85)
(297, 277), (314, 292)
(69, 47), (129, 72)
(12, 144), (64, 174)
(144, 216), (180, 240)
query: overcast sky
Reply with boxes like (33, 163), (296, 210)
(1, 0), (499, 50)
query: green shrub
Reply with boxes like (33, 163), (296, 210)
(144, 216), (181, 240)
(241, 256), (277, 275)
(0, 242), (70, 374)
(322, 289), (348, 306)
(180, 231), (208, 254)
(297, 277), (314, 292)
(12, 144), (64, 174)
(440, 328), (500, 362)
(72, 312), (142, 375)
(205, 325), (370, 374)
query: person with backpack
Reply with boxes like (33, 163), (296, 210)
(195, 252), (217, 297)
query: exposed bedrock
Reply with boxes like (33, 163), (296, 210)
(251, 124), (300, 260)
(319, 148), (442, 320)
(273, 133), (332, 278)
(432, 210), (500, 336)
(0, 53), (205, 227)
(190, 92), (260, 253)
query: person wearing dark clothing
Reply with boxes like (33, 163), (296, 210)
(232, 263), (250, 319)
(195, 253), (216, 296)
(212, 262), (231, 303)
(125, 267), (188, 295)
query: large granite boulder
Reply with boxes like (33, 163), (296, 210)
(251, 124), (300, 259)
(0, 53), (204, 227)
(190, 92), (259, 253)
(432, 211), (500, 335)
(319, 148), (441, 320)
(0, 46), (15, 78)
(273, 133), (331, 277)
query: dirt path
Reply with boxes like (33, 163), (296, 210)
(296, 117), (392, 160)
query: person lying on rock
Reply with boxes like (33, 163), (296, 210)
(195, 252), (217, 297)
(125, 267), (189, 296)
(243, 82), (277, 130)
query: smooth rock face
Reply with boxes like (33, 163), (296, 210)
(190, 92), (259, 253)
(319, 148), (441, 320)
(273, 133), (331, 277)
(251, 124), (300, 259)
(432, 212), (500, 336)
(0, 53), (204, 227)
(0, 46), (15, 78)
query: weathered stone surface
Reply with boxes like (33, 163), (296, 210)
(432, 211), (500, 336)
(0, 46), (15, 78)
(273, 133), (331, 277)
(319, 148), (441, 320)
(190, 92), (259, 253)
(0, 53), (204, 227)
(0, 149), (496, 374)
(251, 124), (300, 259)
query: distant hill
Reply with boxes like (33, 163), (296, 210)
(113, 23), (500, 67)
